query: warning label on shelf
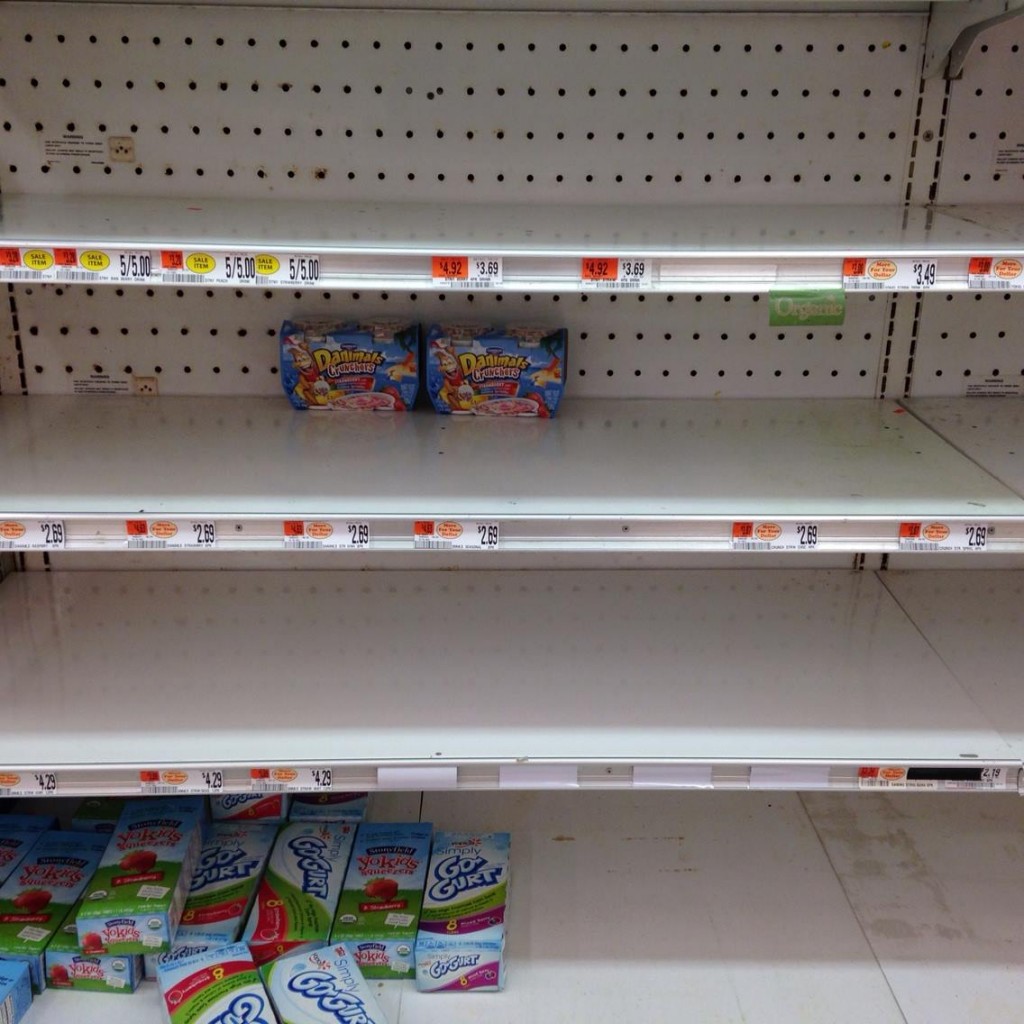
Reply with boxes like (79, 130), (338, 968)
(73, 374), (131, 395)
(44, 134), (105, 163)
(993, 140), (1024, 174)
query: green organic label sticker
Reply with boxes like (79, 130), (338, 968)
(768, 289), (846, 326)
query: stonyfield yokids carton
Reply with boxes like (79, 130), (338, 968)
(261, 943), (389, 1024)
(330, 822), (432, 980)
(0, 832), (41, 888)
(289, 793), (369, 823)
(211, 794), (290, 823)
(425, 323), (567, 417)
(45, 899), (144, 994)
(0, 814), (57, 834)
(281, 317), (419, 411)
(76, 797), (205, 956)
(71, 797), (126, 834)
(243, 821), (355, 967)
(176, 823), (278, 947)
(157, 942), (272, 1024)
(415, 831), (510, 992)
(0, 830), (108, 991)
(0, 960), (31, 1024)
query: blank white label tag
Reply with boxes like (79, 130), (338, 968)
(632, 765), (714, 789)
(749, 765), (831, 790)
(377, 766), (458, 790)
(499, 765), (579, 789)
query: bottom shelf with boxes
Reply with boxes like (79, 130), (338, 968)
(7, 789), (1024, 1023)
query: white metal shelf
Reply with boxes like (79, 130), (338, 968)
(1, 197), (1021, 292)
(0, 568), (1020, 796)
(2, 396), (1024, 554)
(20, 790), (1024, 1023)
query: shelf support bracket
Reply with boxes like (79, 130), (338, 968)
(924, 0), (1024, 78)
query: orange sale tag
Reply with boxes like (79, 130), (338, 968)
(431, 256), (468, 280)
(581, 257), (619, 281)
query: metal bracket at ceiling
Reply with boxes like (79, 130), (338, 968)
(924, 0), (1024, 78)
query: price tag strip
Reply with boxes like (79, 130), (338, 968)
(843, 257), (939, 291)
(580, 256), (652, 290)
(413, 519), (500, 550)
(139, 768), (224, 795)
(282, 520), (370, 549)
(968, 256), (1024, 290)
(0, 247), (58, 280)
(0, 519), (66, 550)
(0, 770), (59, 797)
(431, 255), (503, 288)
(731, 521), (819, 551)
(251, 766), (333, 793)
(53, 248), (156, 283)
(125, 519), (217, 549)
(211, 252), (323, 287)
(898, 521), (991, 552)
(858, 766), (1009, 791)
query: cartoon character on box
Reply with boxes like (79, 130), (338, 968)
(285, 338), (323, 407)
(432, 342), (476, 412)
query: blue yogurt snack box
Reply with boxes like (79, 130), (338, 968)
(425, 323), (567, 416)
(261, 943), (389, 1024)
(0, 832), (41, 887)
(281, 317), (419, 411)
(0, 960), (31, 1024)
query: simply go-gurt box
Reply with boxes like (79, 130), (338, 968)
(177, 823), (278, 947)
(157, 942), (273, 1024)
(76, 797), (205, 956)
(415, 831), (510, 992)
(45, 898), (144, 994)
(0, 830), (109, 991)
(281, 317), (419, 411)
(289, 793), (369, 823)
(211, 794), (290, 823)
(262, 943), (389, 1024)
(330, 822), (432, 980)
(0, 960), (31, 1024)
(243, 821), (355, 967)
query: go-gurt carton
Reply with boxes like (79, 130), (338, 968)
(243, 821), (355, 966)
(144, 942), (214, 982)
(0, 830), (108, 990)
(76, 797), (205, 955)
(211, 794), (290, 823)
(261, 943), (389, 1024)
(330, 822), (432, 980)
(45, 898), (144, 994)
(0, 959), (31, 1024)
(289, 793), (369, 822)
(157, 942), (273, 1024)
(177, 823), (278, 946)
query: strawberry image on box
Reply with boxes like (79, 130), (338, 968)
(0, 830), (109, 991)
(76, 797), (205, 956)
(45, 898), (144, 994)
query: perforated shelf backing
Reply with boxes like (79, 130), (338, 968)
(935, 24), (1024, 205)
(13, 283), (891, 398)
(2, 5), (924, 205)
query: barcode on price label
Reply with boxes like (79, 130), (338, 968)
(251, 766), (333, 792)
(431, 255), (503, 288)
(581, 257), (652, 290)
(731, 521), (819, 550)
(968, 256), (1024, 290)
(858, 766), (1007, 790)
(140, 769), (224, 795)
(898, 521), (991, 551)
(413, 520), (500, 550)
(282, 520), (370, 549)
(843, 257), (939, 291)
(126, 520), (217, 549)
(0, 770), (59, 797)
(0, 520), (66, 550)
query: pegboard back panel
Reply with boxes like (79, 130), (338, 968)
(1, 4), (923, 205)
(908, 291), (1024, 397)
(13, 283), (890, 398)
(936, 26), (1024, 203)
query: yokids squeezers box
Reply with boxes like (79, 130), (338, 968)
(281, 317), (419, 411)
(0, 830), (109, 991)
(425, 323), (567, 417)
(330, 821), (432, 980)
(76, 797), (205, 956)
(415, 831), (510, 992)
